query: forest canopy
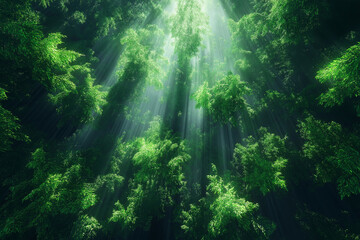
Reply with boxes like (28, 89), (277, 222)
(1, 0), (360, 239)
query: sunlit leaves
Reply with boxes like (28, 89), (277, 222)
(207, 169), (260, 238)
(229, 13), (268, 46)
(24, 162), (97, 215)
(181, 203), (203, 236)
(194, 73), (251, 125)
(0, 88), (28, 152)
(119, 26), (165, 89)
(192, 81), (210, 109)
(36, 0), (55, 8)
(49, 64), (106, 127)
(36, 33), (106, 127)
(269, 0), (326, 45)
(233, 128), (288, 195)
(1, 1), (105, 129)
(299, 116), (360, 199)
(72, 11), (87, 24)
(1, 148), (100, 238)
(94, 173), (124, 193)
(34, 33), (81, 91)
(316, 43), (360, 108)
(101, 27), (166, 126)
(27, 148), (48, 184)
(72, 215), (102, 240)
(110, 185), (145, 230)
(181, 165), (275, 240)
(171, 0), (207, 60)
(110, 118), (190, 231)
(335, 147), (360, 198)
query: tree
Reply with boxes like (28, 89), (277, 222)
(299, 115), (360, 199)
(194, 73), (251, 125)
(316, 43), (360, 108)
(0, 1), (105, 130)
(1, 148), (98, 239)
(181, 165), (275, 240)
(110, 118), (190, 232)
(0, 88), (28, 152)
(171, 0), (207, 62)
(232, 128), (288, 196)
(269, 0), (327, 45)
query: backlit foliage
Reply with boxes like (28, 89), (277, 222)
(110, 118), (190, 231)
(119, 26), (165, 89)
(1, 0), (360, 239)
(0, 88), (28, 152)
(194, 73), (251, 125)
(316, 43), (360, 107)
(233, 128), (288, 195)
(72, 215), (102, 240)
(299, 116), (360, 199)
(181, 165), (275, 240)
(171, 0), (207, 60)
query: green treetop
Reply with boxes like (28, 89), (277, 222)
(233, 128), (288, 196)
(193, 73), (252, 125)
(299, 115), (360, 199)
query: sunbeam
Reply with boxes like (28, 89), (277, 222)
(1, 0), (360, 239)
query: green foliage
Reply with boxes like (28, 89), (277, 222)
(257, 90), (306, 115)
(100, 27), (165, 125)
(90, 0), (164, 40)
(233, 128), (288, 195)
(194, 73), (251, 125)
(181, 202), (207, 239)
(34, 33), (106, 126)
(94, 173), (124, 193)
(2, 0), (360, 239)
(171, 0), (207, 61)
(0, 0), (41, 62)
(228, 0), (324, 102)
(0, 1), (105, 129)
(269, 0), (326, 45)
(299, 116), (360, 199)
(36, 0), (55, 8)
(72, 215), (102, 240)
(32, 32), (81, 91)
(316, 43), (360, 107)
(207, 168), (268, 238)
(229, 13), (273, 95)
(110, 118), (190, 231)
(72, 11), (87, 24)
(0, 88), (28, 152)
(119, 26), (165, 88)
(49, 64), (106, 126)
(24, 152), (97, 213)
(181, 165), (275, 240)
(27, 147), (48, 184)
(2, 148), (98, 238)
(229, 13), (268, 47)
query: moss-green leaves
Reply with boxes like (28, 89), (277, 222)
(299, 116), (360, 199)
(316, 43), (360, 107)
(171, 0), (207, 61)
(72, 215), (102, 240)
(194, 73), (251, 125)
(269, 0), (325, 45)
(120, 26), (165, 89)
(181, 165), (275, 240)
(233, 128), (288, 195)
(110, 118), (190, 231)
(0, 88), (28, 152)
